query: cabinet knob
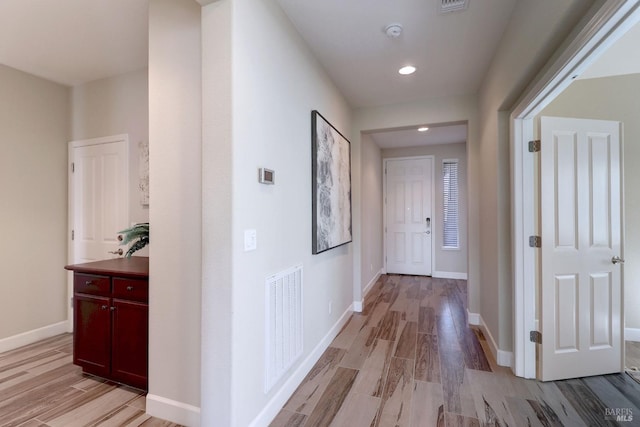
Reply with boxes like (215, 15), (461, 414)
(86, 280), (95, 286)
(101, 305), (108, 310)
(110, 307), (116, 311)
(126, 286), (134, 291)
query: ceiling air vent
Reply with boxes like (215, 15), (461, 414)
(440, 0), (469, 13)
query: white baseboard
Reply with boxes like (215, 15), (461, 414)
(0, 321), (69, 354)
(467, 311), (512, 368)
(626, 328), (640, 342)
(146, 394), (201, 427)
(354, 269), (383, 313)
(248, 304), (354, 427)
(433, 271), (468, 280)
(467, 310), (480, 326)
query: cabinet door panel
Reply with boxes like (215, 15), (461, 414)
(111, 299), (148, 389)
(74, 294), (111, 377)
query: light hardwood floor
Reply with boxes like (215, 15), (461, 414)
(0, 334), (181, 427)
(4, 277), (639, 427)
(626, 341), (640, 371)
(271, 274), (640, 427)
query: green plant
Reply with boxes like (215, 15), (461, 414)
(118, 223), (149, 257)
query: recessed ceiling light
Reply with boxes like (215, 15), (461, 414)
(398, 65), (416, 75)
(418, 127), (429, 132)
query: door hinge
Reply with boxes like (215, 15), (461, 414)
(528, 140), (541, 152)
(530, 330), (542, 344)
(71, 162), (75, 173)
(529, 235), (541, 248)
(71, 230), (74, 241)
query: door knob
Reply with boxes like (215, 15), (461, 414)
(612, 256), (625, 265)
(109, 248), (123, 256)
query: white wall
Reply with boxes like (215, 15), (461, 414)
(539, 73), (640, 332)
(360, 134), (384, 293)
(476, 0), (597, 352)
(0, 64), (69, 340)
(201, 1), (233, 426)
(382, 142), (468, 277)
(353, 95), (481, 316)
(71, 68), (150, 228)
(148, 0), (202, 423)
(201, 0), (353, 425)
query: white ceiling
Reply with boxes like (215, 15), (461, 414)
(578, 18), (640, 80)
(0, 0), (149, 87)
(369, 124), (467, 149)
(0, 0), (637, 152)
(276, 0), (519, 108)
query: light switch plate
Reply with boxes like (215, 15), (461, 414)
(244, 229), (257, 251)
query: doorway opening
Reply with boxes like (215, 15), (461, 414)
(512, 1), (640, 379)
(359, 122), (469, 297)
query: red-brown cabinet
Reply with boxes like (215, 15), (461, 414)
(65, 257), (149, 390)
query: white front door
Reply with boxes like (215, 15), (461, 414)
(540, 116), (623, 381)
(70, 135), (129, 263)
(385, 157), (433, 276)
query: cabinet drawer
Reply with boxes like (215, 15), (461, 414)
(113, 278), (148, 302)
(74, 274), (110, 296)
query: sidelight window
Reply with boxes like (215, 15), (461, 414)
(443, 160), (459, 249)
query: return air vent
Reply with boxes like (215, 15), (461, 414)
(440, 0), (469, 13)
(264, 265), (303, 393)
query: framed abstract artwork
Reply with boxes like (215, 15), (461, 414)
(311, 110), (352, 254)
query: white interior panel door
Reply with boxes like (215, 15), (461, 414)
(385, 157), (433, 275)
(540, 116), (623, 381)
(72, 138), (129, 263)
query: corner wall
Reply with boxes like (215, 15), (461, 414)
(201, 0), (353, 425)
(360, 134), (384, 294)
(148, 0), (202, 424)
(0, 64), (69, 344)
(476, 0), (597, 353)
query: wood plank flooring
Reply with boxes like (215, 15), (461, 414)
(0, 334), (181, 427)
(271, 274), (640, 427)
(626, 341), (640, 370)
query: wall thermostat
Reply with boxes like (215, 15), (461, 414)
(259, 168), (275, 184)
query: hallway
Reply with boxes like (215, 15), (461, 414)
(271, 275), (640, 426)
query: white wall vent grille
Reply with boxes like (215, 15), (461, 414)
(264, 264), (303, 393)
(440, 0), (469, 13)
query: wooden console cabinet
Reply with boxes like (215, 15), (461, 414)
(65, 257), (149, 390)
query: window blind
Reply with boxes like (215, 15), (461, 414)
(443, 160), (459, 248)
